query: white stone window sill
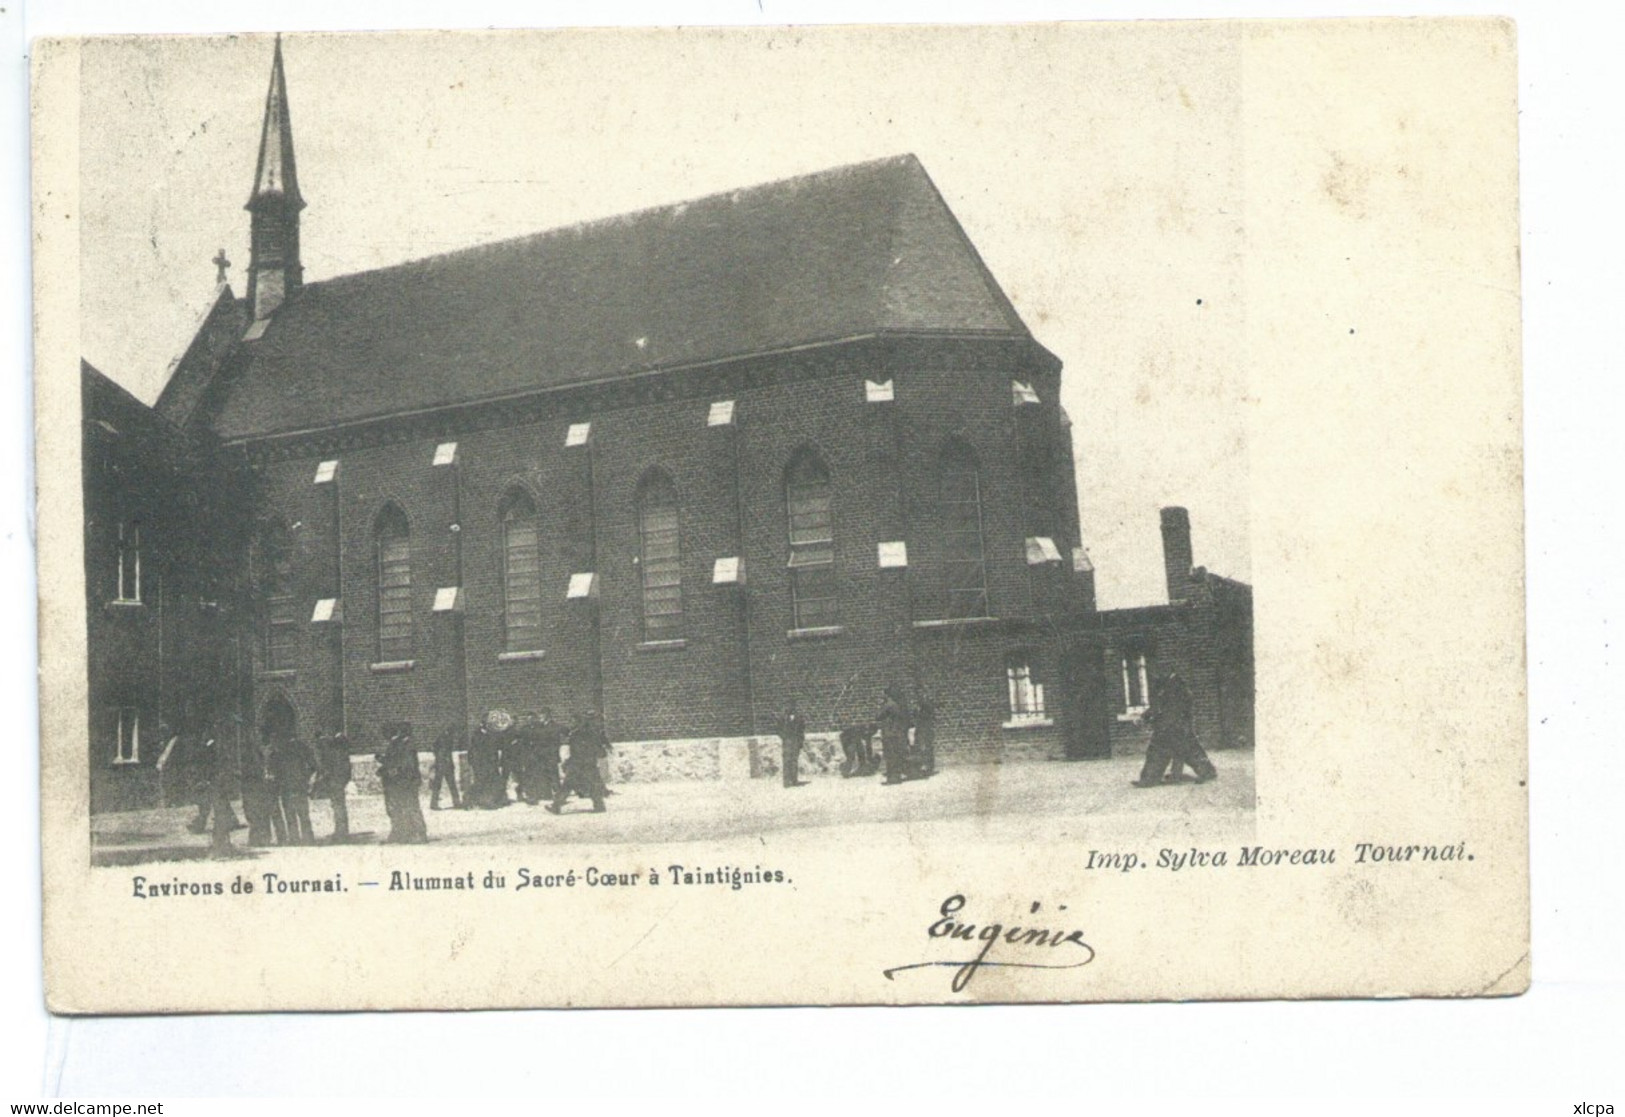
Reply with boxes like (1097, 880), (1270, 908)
(258, 668), (297, 680)
(370, 660), (416, 674)
(498, 649), (546, 663)
(110, 758), (141, 766)
(1002, 717), (1054, 730)
(106, 599), (145, 609)
(637, 639), (688, 652)
(788, 626), (844, 641)
(1117, 707), (1149, 723)
(913, 616), (1000, 630)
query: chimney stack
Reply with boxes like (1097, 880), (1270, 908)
(1160, 506), (1193, 604)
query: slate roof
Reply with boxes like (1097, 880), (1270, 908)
(201, 154), (1042, 442)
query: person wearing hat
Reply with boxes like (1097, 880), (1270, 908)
(533, 707), (563, 804)
(182, 718), (245, 838)
(314, 726), (354, 842)
(547, 709), (609, 814)
(241, 731), (286, 847)
(379, 722), (429, 843)
(911, 688), (938, 780)
(510, 715), (549, 803)
(778, 698), (808, 788)
(472, 710), (512, 809)
(429, 725), (462, 811)
(271, 733), (318, 845)
(878, 686), (911, 786)
(1132, 665), (1217, 787)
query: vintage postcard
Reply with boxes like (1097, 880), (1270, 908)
(33, 20), (1525, 1012)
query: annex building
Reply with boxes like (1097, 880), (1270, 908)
(83, 43), (1252, 811)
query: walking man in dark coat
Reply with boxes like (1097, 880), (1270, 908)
(271, 735), (318, 845)
(779, 700), (807, 788)
(511, 714), (546, 805)
(379, 723), (429, 843)
(205, 723), (241, 858)
(468, 719), (502, 810)
(429, 726), (462, 811)
(185, 725), (245, 837)
(547, 710), (608, 814)
(1133, 667), (1217, 787)
(838, 723), (873, 778)
(315, 729), (353, 842)
(879, 686), (911, 785)
(533, 708), (563, 804)
(911, 689), (937, 779)
(242, 737), (287, 846)
(182, 725), (212, 834)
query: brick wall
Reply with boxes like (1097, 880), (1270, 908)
(232, 335), (1092, 776)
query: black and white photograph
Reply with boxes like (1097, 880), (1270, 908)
(34, 19), (1525, 1015)
(78, 30), (1255, 868)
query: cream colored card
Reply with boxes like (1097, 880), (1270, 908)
(35, 20), (1525, 1012)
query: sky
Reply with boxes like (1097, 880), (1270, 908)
(76, 25), (1250, 609)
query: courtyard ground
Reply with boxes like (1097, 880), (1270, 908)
(90, 750), (1255, 866)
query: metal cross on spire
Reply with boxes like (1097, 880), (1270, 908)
(212, 248), (231, 285)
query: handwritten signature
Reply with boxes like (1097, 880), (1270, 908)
(885, 894), (1097, 992)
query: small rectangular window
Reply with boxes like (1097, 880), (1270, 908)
(112, 707), (140, 765)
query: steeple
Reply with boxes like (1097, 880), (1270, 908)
(245, 36), (304, 321)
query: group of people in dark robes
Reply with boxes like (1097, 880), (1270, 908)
(778, 686), (938, 787)
(429, 708), (613, 818)
(172, 717), (355, 855)
(371, 706), (617, 842)
(170, 702), (623, 850)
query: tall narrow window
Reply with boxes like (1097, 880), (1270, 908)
(115, 521), (142, 603)
(258, 519), (296, 671)
(637, 472), (683, 641)
(501, 489), (543, 651)
(1121, 651), (1150, 712)
(1006, 653), (1047, 722)
(112, 706), (140, 764)
(786, 450), (837, 630)
(375, 504), (413, 662)
(939, 441), (989, 619)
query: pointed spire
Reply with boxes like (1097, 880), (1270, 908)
(248, 35), (303, 211)
(245, 36), (305, 320)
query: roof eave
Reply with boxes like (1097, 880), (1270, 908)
(217, 327), (1036, 448)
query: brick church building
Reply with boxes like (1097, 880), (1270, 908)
(83, 42), (1252, 811)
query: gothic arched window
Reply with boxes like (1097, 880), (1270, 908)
(938, 439), (989, 619)
(257, 518), (296, 670)
(374, 504), (413, 662)
(500, 489), (543, 652)
(785, 450), (837, 630)
(637, 471), (683, 641)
